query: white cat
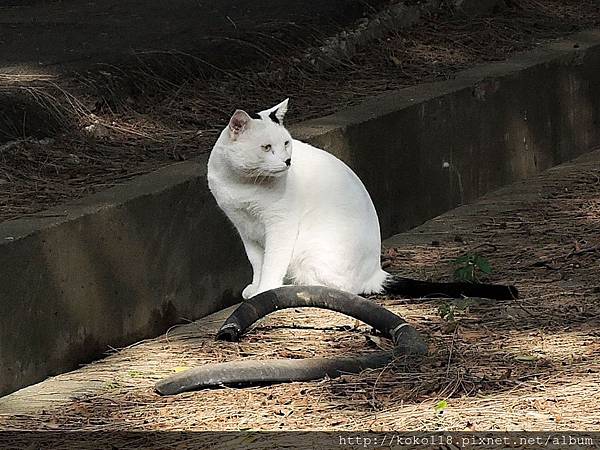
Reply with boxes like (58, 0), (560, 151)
(207, 99), (517, 301)
(207, 99), (388, 299)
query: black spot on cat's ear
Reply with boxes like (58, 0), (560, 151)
(249, 112), (261, 120)
(257, 98), (289, 124)
(269, 110), (280, 124)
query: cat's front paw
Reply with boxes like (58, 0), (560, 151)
(242, 283), (259, 300)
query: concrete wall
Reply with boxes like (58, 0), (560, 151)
(294, 31), (600, 236)
(2, 30), (600, 396)
(0, 163), (249, 396)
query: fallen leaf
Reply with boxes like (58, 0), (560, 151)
(389, 55), (402, 66)
(515, 355), (538, 362)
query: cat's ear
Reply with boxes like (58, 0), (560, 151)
(228, 110), (252, 137)
(262, 98), (289, 124)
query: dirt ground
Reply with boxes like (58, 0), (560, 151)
(1, 0), (600, 222)
(1, 0), (386, 70)
(1, 149), (598, 435)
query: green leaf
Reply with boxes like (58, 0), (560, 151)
(438, 302), (455, 321)
(452, 255), (471, 265)
(454, 266), (474, 282)
(435, 400), (448, 413)
(475, 257), (492, 274)
(452, 253), (493, 282)
(128, 370), (144, 378)
(104, 380), (121, 390)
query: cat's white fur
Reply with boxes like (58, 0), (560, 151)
(207, 99), (389, 299)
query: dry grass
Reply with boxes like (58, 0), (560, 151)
(1, 150), (599, 432)
(1, 0), (600, 222)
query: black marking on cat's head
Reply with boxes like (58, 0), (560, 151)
(249, 111), (262, 120)
(269, 110), (280, 124)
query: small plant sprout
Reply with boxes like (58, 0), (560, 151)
(452, 253), (492, 283)
(435, 400), (449, 415)
(437, 297), (473, 326)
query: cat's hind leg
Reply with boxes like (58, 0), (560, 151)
(287, 253), (360, 293)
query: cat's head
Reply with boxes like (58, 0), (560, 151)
(220, 99), (293, 178)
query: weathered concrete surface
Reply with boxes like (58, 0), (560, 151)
(0, 162), (248, 396)
(294, 30), (600, 236)
(0, 304), (238, 415)
(2, 30), (600, 397)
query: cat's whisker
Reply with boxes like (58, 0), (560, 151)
(251, 168), (265, 185)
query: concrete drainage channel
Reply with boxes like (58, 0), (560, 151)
(1, 29), (600, 397)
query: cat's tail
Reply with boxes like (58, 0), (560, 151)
(155, 285), (427, 395)
(382, 275), (518, 300)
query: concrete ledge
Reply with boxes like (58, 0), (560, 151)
(0, 163), (249, 396)
(295, 30), (600, 235)
(2, 30), (600, 396)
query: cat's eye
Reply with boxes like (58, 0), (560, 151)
(284, 140), (290, 146)
(262, 144), (272, 151)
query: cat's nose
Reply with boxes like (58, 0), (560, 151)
(285, 158), (291, 167)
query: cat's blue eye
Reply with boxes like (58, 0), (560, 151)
(262, 144), (272, 151)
